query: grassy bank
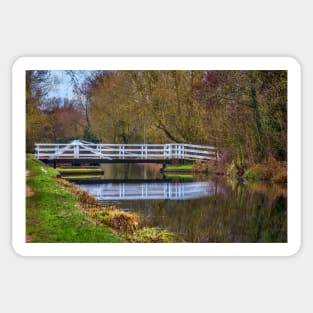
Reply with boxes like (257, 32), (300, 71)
(57, 178), (180, 243)
(57, 167), (103, 173)
(26, 159), (122, 242)
(62, 175), (103, 179)
(26, 159), (179, 243)
(58, 167), (104, 180)
(165, 173), (194, 179)
(26, 153), (35, 159)
(164, 164), (194, 171)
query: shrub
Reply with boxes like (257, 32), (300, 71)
(272, 168), (287, 183)
(243, 164), (272, 181)
(193, 160), (207, 173)
(243, 158), (287, 183)
(226, 161), (237, 178)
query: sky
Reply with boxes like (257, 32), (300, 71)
(48, 70), (95, 100)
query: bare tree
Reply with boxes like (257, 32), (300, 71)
(65, 70), (106, 140)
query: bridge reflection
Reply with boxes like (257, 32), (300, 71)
(77, 180), (223, 201)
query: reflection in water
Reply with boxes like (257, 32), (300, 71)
(79, 181), (223, 201)
(100, 163), (163, 180)
(76, 164), (287, 243)
(135, 185), (287, 243)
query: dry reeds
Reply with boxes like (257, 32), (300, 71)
(56, 178), (98, 209)
(88, 207), (140, 232)
(128, 227), (179, 243)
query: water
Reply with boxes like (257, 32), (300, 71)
(76, 163), (287, 243)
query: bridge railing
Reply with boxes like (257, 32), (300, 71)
(35, 141), (217, 161)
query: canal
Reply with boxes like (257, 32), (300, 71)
(73, 163), (287, 243)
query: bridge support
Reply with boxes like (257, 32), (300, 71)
(160, 162), (167, 173)
(160, 162), (167, 178)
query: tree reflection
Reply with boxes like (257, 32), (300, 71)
(122, 180), (287, 243)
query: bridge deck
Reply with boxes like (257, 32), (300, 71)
(35, 140), (217, 163)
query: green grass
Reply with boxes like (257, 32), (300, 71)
(26, 153), (35, 159)
(165, 173), (194, 179)
(62, 175), (103, 179)
(164, 164), (194, 171)
(57, 167), (103, 173)
(26, 159), (122, 243)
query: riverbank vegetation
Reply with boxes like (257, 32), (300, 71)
(26, 159), (179, 243)
(56, 177), (180, 242)
(227, 158), (287, 183)
(26, 159), (122, 242)
(26, 70), (287, 181)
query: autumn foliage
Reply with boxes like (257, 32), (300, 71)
(26, 70), (287, 177)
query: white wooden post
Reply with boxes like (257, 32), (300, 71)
(74, 143), (79, 159)
(173, 144), (177, 159)
(36, 144), (39, 159)
(178, 145), (181, 159)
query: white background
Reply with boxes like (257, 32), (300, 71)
(0, 0), (310, 312)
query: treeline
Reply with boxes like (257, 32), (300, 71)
(26, 70), (98, 151)
(26, 70), (287, 170)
